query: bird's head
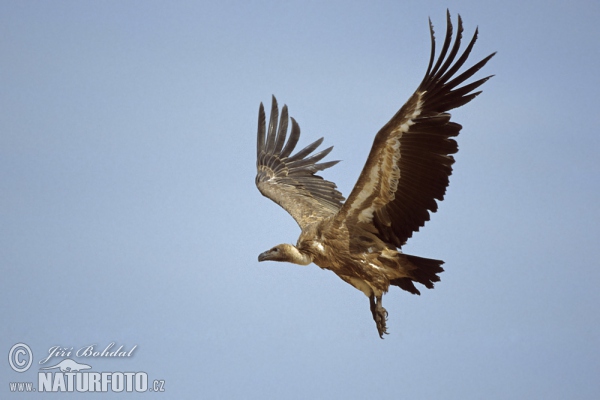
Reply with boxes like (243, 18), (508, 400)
(258, 244), (294, 262)
(258, 243), (312, 265)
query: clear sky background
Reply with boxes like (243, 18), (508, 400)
(1, 1), (599, 398)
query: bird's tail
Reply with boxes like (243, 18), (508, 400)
(389, 254), (444, 295)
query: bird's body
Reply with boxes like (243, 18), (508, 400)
(255, 11), (494, 337)
(292, 218), (434, 296)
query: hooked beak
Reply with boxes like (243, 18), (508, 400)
(258, 251), (269, 262)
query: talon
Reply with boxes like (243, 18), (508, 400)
(370, 294), (389, 338)
(375, 308), (389, 338)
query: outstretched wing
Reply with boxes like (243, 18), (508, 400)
(336, 11), (495, 247)
(256, 96), (345, 229)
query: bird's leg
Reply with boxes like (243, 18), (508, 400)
(369, 294), (388, 338)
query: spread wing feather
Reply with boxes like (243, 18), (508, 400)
(336, 11), (495, 246)
(256, 96), (345, 229)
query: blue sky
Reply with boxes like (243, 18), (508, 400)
(1, 1), (599, 398)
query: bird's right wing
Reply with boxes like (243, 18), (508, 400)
(256, 97), (345, 229)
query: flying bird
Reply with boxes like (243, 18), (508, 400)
(255, 11), (495, 338)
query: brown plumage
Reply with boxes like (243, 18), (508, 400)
(255, 11), (495, 338)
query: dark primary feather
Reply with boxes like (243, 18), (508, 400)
(256, 96), (345, 229)
(337, 11), (495, 247)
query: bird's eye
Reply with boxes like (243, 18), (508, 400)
(272, 248), (279, 253)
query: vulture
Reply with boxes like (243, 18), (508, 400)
(255, 12), (495, 338)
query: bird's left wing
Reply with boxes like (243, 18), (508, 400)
(336, 12), (495, 247)
(256, 96), (345, 229)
